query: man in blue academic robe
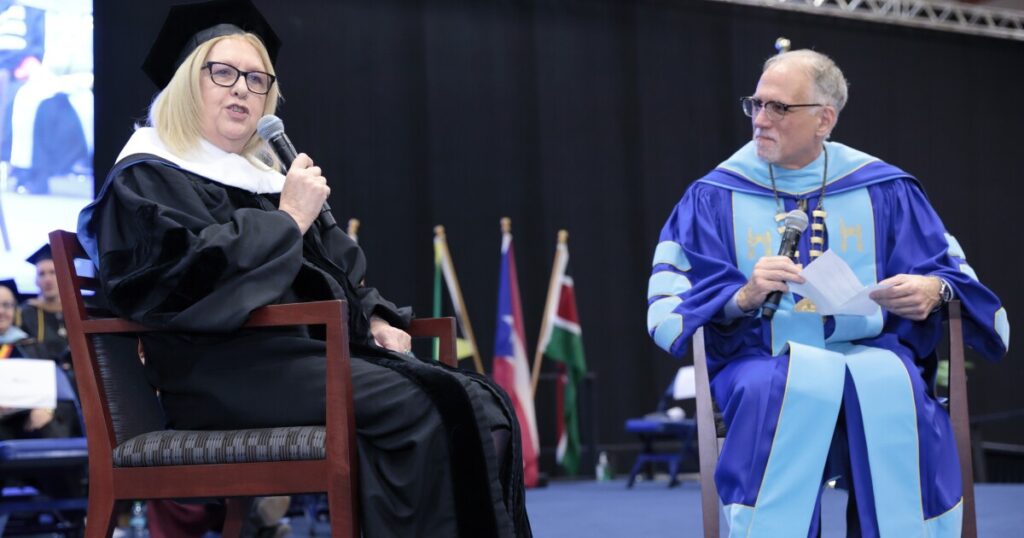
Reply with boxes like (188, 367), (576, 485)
(647, 49), (1008, 537)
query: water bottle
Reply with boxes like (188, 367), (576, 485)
(595, 451), (612, 481)
(129, 500), (149, 537)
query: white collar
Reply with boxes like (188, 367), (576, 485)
(116, 127), (285, 194)
(0, 326), (29, 344)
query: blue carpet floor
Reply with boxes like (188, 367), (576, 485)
(13, 479), (1011, 536)
(525, 478), (1024, 537)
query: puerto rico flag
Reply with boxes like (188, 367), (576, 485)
(493, 227), (540, 487)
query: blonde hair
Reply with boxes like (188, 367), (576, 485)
(148, 33), (281, 164)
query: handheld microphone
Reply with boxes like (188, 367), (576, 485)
(761, 209), (809, 321)
(256, 114), (337, 230)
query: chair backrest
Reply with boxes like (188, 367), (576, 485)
(946, 300), (976, 538)
(92, 334), (166, 444)
(49, 230), (166, 464)
(692, 327), (721, 537)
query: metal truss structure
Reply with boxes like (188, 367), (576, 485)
(708, 0), (1024, 41)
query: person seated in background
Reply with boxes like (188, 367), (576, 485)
(76, 1), (531, 536)
(0, 279), (78, 442)
(646, 49), (1008, 537)
(1, 279), (84, 503)
(18, 244), (70, 365)
(0, 279), (31, 358)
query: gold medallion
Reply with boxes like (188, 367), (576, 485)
(794, 298), (818, 313)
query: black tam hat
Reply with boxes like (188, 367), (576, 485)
(25, 243), (53, 266)
(142, 0), (281, 89)
(0, 278), (28, 303)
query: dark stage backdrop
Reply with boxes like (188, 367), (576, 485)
(96, 0), (1024, 476)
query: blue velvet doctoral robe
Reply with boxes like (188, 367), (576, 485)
(648, 141), (1009, 537)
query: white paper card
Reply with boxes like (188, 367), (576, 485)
(0, 359), (57, 410)
(672, 365), (696, 400)
(787, 250), (891, 316)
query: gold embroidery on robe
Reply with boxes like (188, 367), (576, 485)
(748, 228), (772, 260)
(839, 217), (863, 253)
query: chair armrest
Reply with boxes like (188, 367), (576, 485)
(245, 300), (347, 328)
(80, 300), (348, 335)
(407, 318), (457, 367)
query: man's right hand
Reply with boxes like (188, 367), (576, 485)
(278, 153), (330, 234)
(736, 255), (804, 312)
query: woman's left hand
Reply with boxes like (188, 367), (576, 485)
(370, 316), (412, 354)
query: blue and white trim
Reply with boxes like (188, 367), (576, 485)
(994, 308), (1010, 351)
(652, 241), (692, 272)
(944, 232), (966, 260)
(725, 343), (846, 536)
(647, 270), (692, 300)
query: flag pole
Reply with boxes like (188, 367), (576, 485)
(347, 218), (360, 242)
(434, 225), (486, 374)
(531, 229), (568, 396)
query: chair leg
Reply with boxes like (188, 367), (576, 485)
(667, 458), (681, 488)
(626, 458), (645, 488)
(699, 465), (719, 538)
(328, 481), (359, 538)
(222, 497), (252, 538)
(83, 490), (116, 538)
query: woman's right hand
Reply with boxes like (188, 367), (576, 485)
(279, 153), (330, 234)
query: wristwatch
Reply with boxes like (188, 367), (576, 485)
(937, 278), (954, 305)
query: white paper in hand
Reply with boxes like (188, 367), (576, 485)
(787, 250), (891, 316)
(0, 359), (57, 410)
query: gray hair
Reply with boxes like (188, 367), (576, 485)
(764, 49), (848, 113)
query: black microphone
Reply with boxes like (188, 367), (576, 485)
(256, 114), (337, 230)
(761, 209), (809, 321)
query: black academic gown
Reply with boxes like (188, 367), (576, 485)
(18, 301), (69, 362)
(81, 154), (531, 537)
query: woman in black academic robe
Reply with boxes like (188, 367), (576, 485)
(78, 12), (529, 538)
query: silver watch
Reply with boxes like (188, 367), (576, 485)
(938, 278), (954, 304)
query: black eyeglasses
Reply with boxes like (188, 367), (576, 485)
(202, 62), (276, 95)
(741, 96), (822, 121)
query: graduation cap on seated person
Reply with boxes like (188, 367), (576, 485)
(0, 278), (31, 304)
(25, 243), (53, 267)
(141, 0), (282, 89)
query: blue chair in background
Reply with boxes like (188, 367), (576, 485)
(624, 366), (698, 488)
(0, 365), (88, 535)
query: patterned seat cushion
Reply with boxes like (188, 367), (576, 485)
(112, 426), (326, 467)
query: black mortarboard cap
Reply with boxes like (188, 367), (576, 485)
(141, 0), (281, 89)
(0, 278), (28, 303)
(26, 243), (52, 266)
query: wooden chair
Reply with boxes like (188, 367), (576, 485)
(49, 229), (458, 538)
(693, 300), (976, 537)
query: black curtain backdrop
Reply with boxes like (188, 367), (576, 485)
(96, 0), (1024, 475)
